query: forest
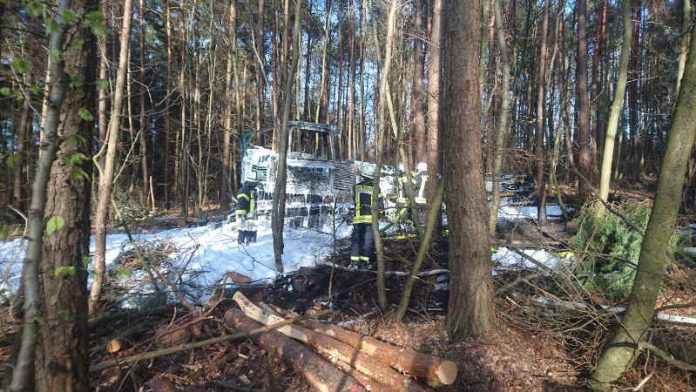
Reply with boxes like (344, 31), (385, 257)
(0, 0), (695, 390)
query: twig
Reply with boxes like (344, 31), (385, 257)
(317, 261), (449, 277)
(639, 341), (696, 372)
(89, 315), (299, 372)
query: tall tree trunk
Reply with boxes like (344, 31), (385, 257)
(371, 0), (399, 311)
(576, 0), (592, 198)
(588, 16), (696, 389)
(11, 0), (97, 389)
(89, 0), (134, 315)
(628, 2), (641, 177)
(412, 0), (426, 163)
(425, 0), (442, 224)
(316, 0), (331, 123)
(139, 0), (149, 209)
(347, 0), (356, 159)
(221, 0), (237, 210)
(488, 0), (513, 237)
(179, 4), (189, 217)
(98, 0), (109, 144)
(272, 0), (303, 272)
(164, 0), (173, 208)
(535, 0), (550, 225)
(677, 0), (692, 94)
(597, 0), (632, 211)
(256, 0), (266, 145)
(443, 0), (497, 340)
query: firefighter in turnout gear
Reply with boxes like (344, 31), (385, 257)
(236, 181), (258, 244)
(351, 177), (378, 266)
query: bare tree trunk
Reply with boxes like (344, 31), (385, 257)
(535, 0), (550, 225)
(443, 0), (497, 340)
(164, 0), (173, 208)
(628, 2), (641, 177)
(677, 0), (692, 94)
(597, 0), (632, 212)
(89, 0), (134, 315)
(487, 0), (513, 237)
(179, 4), (189, 217)
(576, 0), (592, 198)
(272, 0), (303, 272)
(370, 0), (399, 311)
(256, 0), (266, 145)
(139, 0), (149, 209)
(412, 0), (426, 163)
(11, 0), (97, 389)
(221, 0), (237, 210)
(588, 16), (696, 389)
(98, 0), (109, 144)
(315, 0), (331, 123)
(425, 0), (442, 211)
(347, 0), (356, 159)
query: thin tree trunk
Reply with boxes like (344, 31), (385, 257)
(272, 0), (303, 272)
(139, 0), (149, 209)
(628, 2), (641, 177)
(347, 0), (356, 159)
(425, 0), (442, 213)
(576, 0), (592, 198)
(89, 0), (134, 315)
(98, 0), (109, 144)
(412, 0), (426, 163)
(315, 0), (331, 123)
(164, 0), (173, 208)
(256, 0), (266, 145)
(535, 0), (550, 225)
(370, 0), (398, 311)
(588, 16), (696, 389)
(488, 0), (513, 237)
(677, 0), (692, 94)
(597, 0), (632, 211)
(221, 0), (237, 210)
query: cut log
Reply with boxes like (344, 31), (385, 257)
(233, 292), (431, 392)
(301, 319), (457, 386)
(225, 309), (365, 392)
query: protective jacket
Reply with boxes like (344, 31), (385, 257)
(236, 182), (258, 244)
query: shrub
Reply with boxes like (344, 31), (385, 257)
(571, 201), (679, 301)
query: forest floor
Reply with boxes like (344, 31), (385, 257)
(1, 188), (695, 391)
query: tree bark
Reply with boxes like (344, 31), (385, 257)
(588, 15), (696, 390)
(487, 0), (513, 237)
(442, 0), (497, 340)
(225, 310), (366, 392)
(89, 0), (135, 315)
(256, 0), (266, 145)
(576, 0), (592, 198)
(412, 0), (426, 163)
(272, 0), (303, 272)
(139, 0), (149, 209)
(596, 0), (632, 211)
(11, 0), (97, 389)
(425, 0), (442, 212)
(535, 0), (550, 225)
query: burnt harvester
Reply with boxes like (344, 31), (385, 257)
(236, 121), (535, 230)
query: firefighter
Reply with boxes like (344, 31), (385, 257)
(413, 162), (428, 206)
(351, 175), (378, 266)
(236, 181), (258, 244)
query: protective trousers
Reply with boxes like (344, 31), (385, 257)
(350, 223), (374, 264)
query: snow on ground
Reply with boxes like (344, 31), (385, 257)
(1, 218), (346, 304)
(492, 247), (574, 275)
(497, 204), (566, 221)
(0, 204), (572, 303)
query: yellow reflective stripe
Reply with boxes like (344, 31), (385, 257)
(353, 216), (371, 224)
(250, 191), (256, 213)
(359, 256), (370, 262)
(350, 256), (361, 261)
(236, 210), (247, 215)
(237, 193), (250, 201)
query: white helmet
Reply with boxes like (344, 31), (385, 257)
(416, 162), (428, 172)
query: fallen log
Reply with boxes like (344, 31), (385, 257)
(89, 314), (298, 372)
(225, 309), (365, 392)
(300, 319), (457, 386)
(233, 292), (430, 392)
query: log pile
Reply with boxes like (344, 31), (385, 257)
(225, 292), (458, 392)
